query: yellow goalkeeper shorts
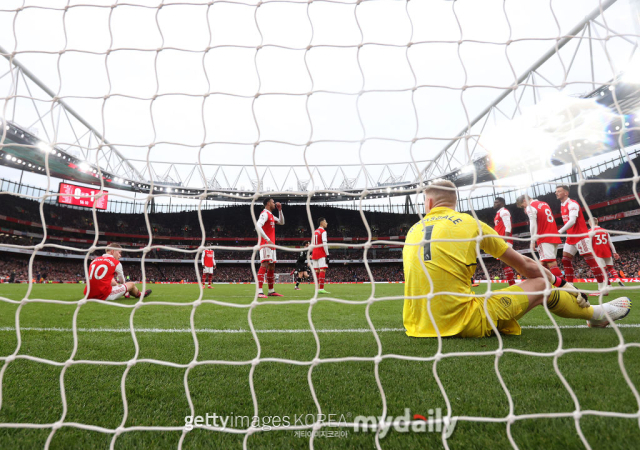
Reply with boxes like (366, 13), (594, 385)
(457, 285), (530, 338)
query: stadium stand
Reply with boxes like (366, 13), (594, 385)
(1, 154), (639, 285)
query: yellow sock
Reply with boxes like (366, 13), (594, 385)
(546, 290), (593, 320)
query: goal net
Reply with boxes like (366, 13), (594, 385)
(275, 273), (294, 284)
(1, 0), (640, 449)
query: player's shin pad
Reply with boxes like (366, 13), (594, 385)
(549, 266), (562, 278)
(546, 289), (593, 320)
(267, 269), (275, 289)
(561, 257), (574, 282)
(583, 254), (605, 283)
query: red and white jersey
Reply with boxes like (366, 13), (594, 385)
(560, 199), (589, 245)
(591, 226), (615, 258)
(256, 209), (284, 246)
(312, 227), (328, 260)
(525, 200), (561, 245)
(83, 254), (124, 301)
(202, 249), (215, 267)
(493, 207), (513, 244)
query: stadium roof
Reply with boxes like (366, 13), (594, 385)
(3, 74), (639, 201)
(0, 0), (639, 202)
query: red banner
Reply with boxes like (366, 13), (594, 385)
(58, 182), (109, 210)
(597, 208), (640, 222)
(589, 194), (637, 209)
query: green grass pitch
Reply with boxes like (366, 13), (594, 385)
(1, 282), (639, 449)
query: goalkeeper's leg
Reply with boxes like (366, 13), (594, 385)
(516, 278), (591, 319)
(516, 278), (630, 325)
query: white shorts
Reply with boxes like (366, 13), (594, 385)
(563, 238), (591, 256)
(203, 266), (215, 274)
(537, 243), (558, 262)
(260, 247), (276, 263)
(311, 258), (328, 269)
(106, 284), (127, 301)
(595, 256), (613, 268)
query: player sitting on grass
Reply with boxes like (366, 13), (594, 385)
(84, 243), (151, 301)
(403, 181), (631, 338)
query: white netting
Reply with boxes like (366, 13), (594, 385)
(275, 273), (294, 284)
(0, 1), (640, 449)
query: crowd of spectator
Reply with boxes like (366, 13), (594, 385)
(1, 155), (639, 252)
(2, 154), (640, 287)
(473, 244), (640, 280)
(3, 241), (640, 284)
(0, 232), (405, 261)
(1, 194), (415, 241)
(0, 254), (406, 284)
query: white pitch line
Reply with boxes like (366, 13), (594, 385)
(0, 324), (639, 334)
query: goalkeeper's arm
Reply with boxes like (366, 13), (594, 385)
(499, 247), (588, 306)
(500, 248), (552, 283)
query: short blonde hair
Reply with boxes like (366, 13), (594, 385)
(424, 180), (457, 205)
(589, 217), (599, 227)
(107, 243), (122, 250)
(515, 194), (530, 208)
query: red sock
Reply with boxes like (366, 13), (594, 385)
(549, 265), (563, 278)
(267, 269), (275, 291)
(503, 266), (515, 286)
(257, 266), (265, 289)
(562, 257), (574, 282)
(319, 271), (325, 289)
(606, 265), (617, 283)
(583, 253), (604, 283)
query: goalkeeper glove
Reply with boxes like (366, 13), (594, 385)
(554, 277), (590, 308)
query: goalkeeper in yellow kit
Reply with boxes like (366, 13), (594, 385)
(403, 181), (631, 338)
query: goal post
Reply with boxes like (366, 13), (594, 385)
(0, 1), (639, 449)
(275, 273), (294, 284)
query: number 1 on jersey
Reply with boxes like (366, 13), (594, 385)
(423, 225), (434, 261)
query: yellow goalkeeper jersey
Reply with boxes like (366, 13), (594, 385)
(403, 206), (509, 337)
